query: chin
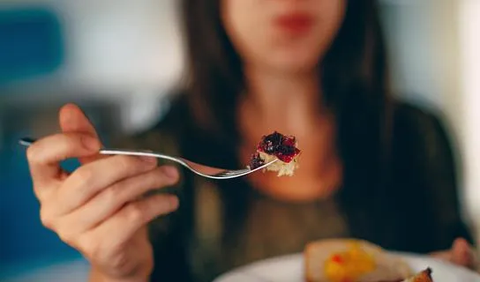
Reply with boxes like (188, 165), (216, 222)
(269, 58), (319, 74)
(264, 48), (322, 73)
(245, 46), (321, 74)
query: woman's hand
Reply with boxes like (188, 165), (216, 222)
(26, 104), (180, 282)
(430, 238), (478, 271)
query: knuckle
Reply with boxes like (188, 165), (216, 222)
(39, 208), (55, 229)
(75, 167), (95, 185)
(63, 132), (80, 142)
(116, 156), (135, 171)
(57, 230), (76, 246)
(104, 184), (122, 205)
(124, 203), (145, 223)
(77, 235), (98, 257)
(59, 136), (79, 156)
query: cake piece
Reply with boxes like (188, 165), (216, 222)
(248, 131), (301, 176)
(304, 239), (413, 282)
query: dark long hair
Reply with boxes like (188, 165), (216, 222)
(180, 0), (396, 245)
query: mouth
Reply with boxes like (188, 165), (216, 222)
(274, 12), (314, 35)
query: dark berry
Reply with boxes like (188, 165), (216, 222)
(276, 145), (296, 163)
(283, 136), (296, 146)
(254, 131), (300, 164)
(249, 153), (265, 169)
(260, 131), (283, 154)
(277, 144), (295, 156)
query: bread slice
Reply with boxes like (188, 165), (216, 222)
(304, 239), (413, 282)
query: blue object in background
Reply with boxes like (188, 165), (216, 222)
(0, 6), (64, 85)
(0, 6), (71, 279)
(0, 103), (120, 280)
(0, 131), (84, 280)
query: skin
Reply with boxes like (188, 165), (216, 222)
(25, 1), (476, 281)
(27, 104), (179, 282)
(229, 0), (346, 202)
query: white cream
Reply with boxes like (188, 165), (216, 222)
(258, 151), (299, 177)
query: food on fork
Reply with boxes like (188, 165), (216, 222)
(248, 131), (301, 176)
(304, 239), (415, 282)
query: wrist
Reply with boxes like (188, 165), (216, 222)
(90, 267), (150, 282)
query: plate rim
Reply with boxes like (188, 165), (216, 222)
(214, 251), (480, 281)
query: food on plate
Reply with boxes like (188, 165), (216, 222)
(401, 268), (433, 282)
(248, 131), (301, 176)
(304, 239), (414, 282)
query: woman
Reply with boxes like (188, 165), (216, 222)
(25, 0), (476, 281)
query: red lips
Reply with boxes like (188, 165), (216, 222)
(274, 12), (314, 35)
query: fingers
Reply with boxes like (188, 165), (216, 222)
(451, 238), (474, 267)
(55, 155), (160, 214)
(61, 166), (179, 234)
(59, 103), (99, 138)
(27, 133), (102, 194)
(85, 193), (179, 253)
(27, 103), (180, 280)
(59, 103), (103, 164)
(431, 237), (476, 269)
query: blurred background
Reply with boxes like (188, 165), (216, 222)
(0, 0), (478, 281)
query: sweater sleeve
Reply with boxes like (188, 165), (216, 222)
(393, 103), (474, 252)
(419, 112), (474, 249)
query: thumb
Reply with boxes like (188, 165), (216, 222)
(59, 103), (103, 164)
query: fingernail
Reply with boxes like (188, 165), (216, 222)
(162, 166), (178, 179)
(81, 136), (100, 151)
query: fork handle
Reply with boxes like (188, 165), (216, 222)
(99, 148), (183, 164)
(19, 137), (186, 166)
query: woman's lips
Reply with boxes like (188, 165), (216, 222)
(274, 13), (314, 35)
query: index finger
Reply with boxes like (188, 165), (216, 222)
(59, 103), (104, 165)
(26, 132), (101, 187)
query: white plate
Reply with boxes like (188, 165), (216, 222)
(214, 252), (480, 282)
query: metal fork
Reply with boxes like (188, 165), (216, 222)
(19, 137), (278, 180)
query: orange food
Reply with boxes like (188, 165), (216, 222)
(324, 242), (376, 282)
